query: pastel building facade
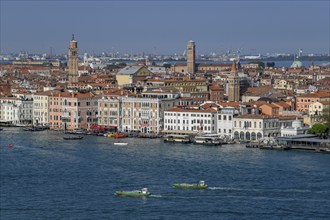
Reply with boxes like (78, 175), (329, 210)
(121, 92), (179, 133)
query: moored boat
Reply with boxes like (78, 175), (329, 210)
(114, 188), (151, 197)
(114, 132), (126, 139)
(194, 134), (222, 146)
(63, 136), (84, 140)
(163, 134), (191, 143)
(173, 180), (208, 189)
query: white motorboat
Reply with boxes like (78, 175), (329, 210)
(114, 142), (128, 146)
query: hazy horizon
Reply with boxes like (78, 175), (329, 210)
(1, 1), (329, 55)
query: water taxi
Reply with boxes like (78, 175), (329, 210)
(114, 188), (151, 197)
(163, 134), (191, 143)
(194, 134), (222, 146)
(173, 180), (208, 189)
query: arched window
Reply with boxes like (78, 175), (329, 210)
(251, 132), (256, 140)
(257, 132), (262, 140)
(234, 131), (239, 140)
(240, 131), (244, 140)
(246, 132), (251, 140)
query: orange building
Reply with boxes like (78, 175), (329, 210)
(296, 90), (330, 112)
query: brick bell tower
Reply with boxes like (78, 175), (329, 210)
(68, 34), (79, 85)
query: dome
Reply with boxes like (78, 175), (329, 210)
(292, 118), (302, 129)
(291, 60), (303, 68)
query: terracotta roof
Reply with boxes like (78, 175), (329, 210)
(166, 107), (217, 113)
(243, 85), (273, 96)
(236, 114), (277, 119)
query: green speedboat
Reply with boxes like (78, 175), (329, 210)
(114, 188), (151, 197)
(173, 180), (208, 189)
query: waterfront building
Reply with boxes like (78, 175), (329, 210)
(97, 94), (121, 130)
(187, 40), (196, 74)
(217, 107), (236, 139)
(116, 66), (152, 87)
(32, 91), (53, 126)
(0, 97), (33, 126)
(164, 106), (218, 134)
(233, 115), (280, 141)
(280, 118), (309, 137)
(121, 91), (179, 133)
(49, 91), (99, 130)
(68, 34), (79, 85)
(227, 61), (240, 102)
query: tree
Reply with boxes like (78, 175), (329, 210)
(249, 61), (265, 68)
(266, 62), (275, 68)
(320, 106), (330, 132)
(308, 123), (329, 135)
(163, 63), (171, 69)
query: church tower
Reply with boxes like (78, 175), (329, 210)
(187, 40), (196, 74)
(227, 60), (240, 102)
(68, 34), (79, 85)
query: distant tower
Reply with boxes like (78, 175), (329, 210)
(187, 40), (196, 74)
(227, 60), (240, 102)
(68, 34), (79, 85)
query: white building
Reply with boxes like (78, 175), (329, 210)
(217, 107), (236, 139)
(233, 115), (280, 141)
(0, 97), (33, 126)
(281, 118), (309, 137)
(164, 107), (218, 134)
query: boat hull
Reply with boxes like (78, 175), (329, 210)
(114, 191), (151, 197)
(172, 184), (208, 189)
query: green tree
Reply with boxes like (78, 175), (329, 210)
(266, 62), (275, 68)
(163, 63), (171, 69)
(320, 106), (330, 132)
(249, 61), (265, 68)
(308, 123), (329, 135)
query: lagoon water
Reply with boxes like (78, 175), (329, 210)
(1, 128), (329, 219)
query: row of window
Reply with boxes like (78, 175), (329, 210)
(165, 113), (212, 117)
(165, 125), (213, 131)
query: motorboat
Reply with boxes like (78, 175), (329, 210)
(194, 134), (222, 146)
(63, 136), (84, 140)
(114, 132), (126, 139)
(114, 142), (128, 146)
(173, 180), (208, 189)
(163, 134), (191, 143)
(114, 188), (151, 197)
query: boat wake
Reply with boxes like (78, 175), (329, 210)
(150, 194), (162, 198)
(208, 186), (322, 193)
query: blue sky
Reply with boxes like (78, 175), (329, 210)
(1, 0), (329, 55)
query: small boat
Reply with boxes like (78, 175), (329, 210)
(23, 126), (48, 131)
(114, 188), (151, 197)
(173, 180), (208, 189)
(194, 134), (222, 146)
(163, 134), (191, 143)
(114, 142), (128, 146)
(114, 132), (126, 139)
(63, 136), (84, 140)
